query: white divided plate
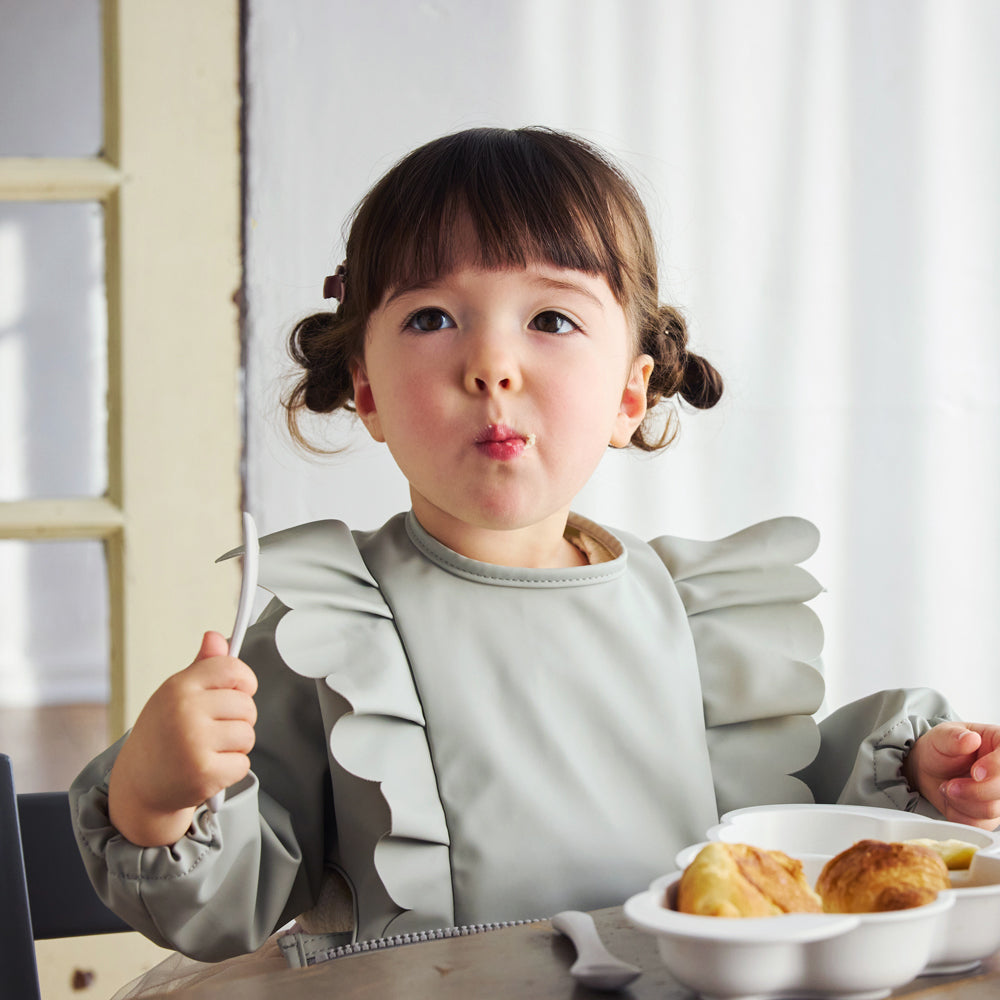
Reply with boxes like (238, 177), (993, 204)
(624, 805), (1000, 999)
(703, 804), (1000, 974)
(704, 803), (1000, 860)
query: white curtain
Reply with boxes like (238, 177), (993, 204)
(244, 0), (1000, 719)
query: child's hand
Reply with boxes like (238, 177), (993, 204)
(107, 631), (258, 847)
(904, 723), (1000, 830)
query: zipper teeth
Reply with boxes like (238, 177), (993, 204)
(311, 918), (546, 964)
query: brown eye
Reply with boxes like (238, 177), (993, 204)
(530, 310), (576, 334)
(407, 308), (455, 332)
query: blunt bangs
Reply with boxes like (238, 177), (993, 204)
(344, 128), (655, 318)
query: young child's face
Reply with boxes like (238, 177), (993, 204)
(352, 260), (653, 565)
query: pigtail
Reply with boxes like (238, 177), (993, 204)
(633, 304), (724, 451)
(283, 308), (363, 452)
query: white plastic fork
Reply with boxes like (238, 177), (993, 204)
(206, 511), (260, 813)
(552, 910), (641, 991)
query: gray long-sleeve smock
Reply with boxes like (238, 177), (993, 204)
(69, 512), (956, 960)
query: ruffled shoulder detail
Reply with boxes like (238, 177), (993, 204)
(649, 517), (826, 813)
(223, 519), (454, 939)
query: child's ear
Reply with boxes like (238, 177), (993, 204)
(351, 362), (385, 443)
(610, 354), (654, 448)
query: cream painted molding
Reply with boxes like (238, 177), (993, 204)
(0, 158), (122, 199)
(104, 0), (243, 727)
(0, 0), (243, 735)
(0, 499), (124, 539)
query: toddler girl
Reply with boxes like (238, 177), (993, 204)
(72, 127), (1000, 963)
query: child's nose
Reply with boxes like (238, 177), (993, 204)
(463, 331), (522, 395)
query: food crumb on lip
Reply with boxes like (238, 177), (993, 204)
(524, 433), (537, 448)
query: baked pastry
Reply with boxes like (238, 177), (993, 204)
(676, 842), (822, 917)
(816, 839), (950, 913)
(903, 837), (978, 870)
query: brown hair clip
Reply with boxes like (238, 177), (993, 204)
(323, 262), (347, 302)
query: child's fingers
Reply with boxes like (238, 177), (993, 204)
(178, 719), (255, 793)
(212, 657), (258, 697)
(938, 775), (1000, 829)
(212, 719), (257, 756)
(937, 739), (1000, 830)
(964, 723), (1000, 763)
(212, 754), (254, 794)
(942, 778), (1000, 811)
(968, 743), (1000, 783)
(191, 631), (258, 693)
(188, 654), (259, 697)
(203, 688), (258, 728)
(183, 692), (256, 758)
(195, 630), (231, 662)
(929, 722), (982, 761)
(180, 752), (253, 806)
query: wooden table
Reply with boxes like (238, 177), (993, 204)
(145, 907), (1000, 1000)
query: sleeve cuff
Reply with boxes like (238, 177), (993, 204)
(872, 712), (955, 816)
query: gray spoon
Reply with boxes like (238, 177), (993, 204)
(552, 910), (641, 991)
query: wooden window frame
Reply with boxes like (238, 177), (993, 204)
(0, 0), (242, 735)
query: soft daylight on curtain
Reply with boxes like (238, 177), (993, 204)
(240, 0), (999, 719)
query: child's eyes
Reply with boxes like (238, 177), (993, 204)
(529, 310), (578, 335)
(405, 308), (456, 332)
(402, 307), (578, 334)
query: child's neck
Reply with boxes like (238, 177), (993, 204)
(410, 502), (587, 569)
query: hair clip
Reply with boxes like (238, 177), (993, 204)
(323, 262), (347, 303)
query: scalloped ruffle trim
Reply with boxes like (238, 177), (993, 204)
(246, 518), (455, 939)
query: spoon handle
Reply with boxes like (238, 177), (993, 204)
(552, 909), (640, 990)
(552, 910), (611, 960)
(206, 512), (260, 813)
(226, 512), (260, 659)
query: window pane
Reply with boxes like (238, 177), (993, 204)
(0, 539), (110, 791)
(0, 0), (103, 157)
(0, 538), (110, 707)
(0, 201), (108, 500)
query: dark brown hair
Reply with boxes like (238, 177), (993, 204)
(285, 126), (723, 451)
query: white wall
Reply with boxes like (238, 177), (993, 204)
(244, 0), (1000, 721)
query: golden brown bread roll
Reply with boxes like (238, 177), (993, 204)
(676, 842), (823, 917)
(816, 839), (950, 913)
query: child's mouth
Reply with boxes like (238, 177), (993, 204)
(475, 424), (536, 460)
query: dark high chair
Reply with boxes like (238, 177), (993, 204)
(0, 752), (131, 1000)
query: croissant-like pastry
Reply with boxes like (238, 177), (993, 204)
(676, 842), (823, 917)
(816, 839), (950, 913)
